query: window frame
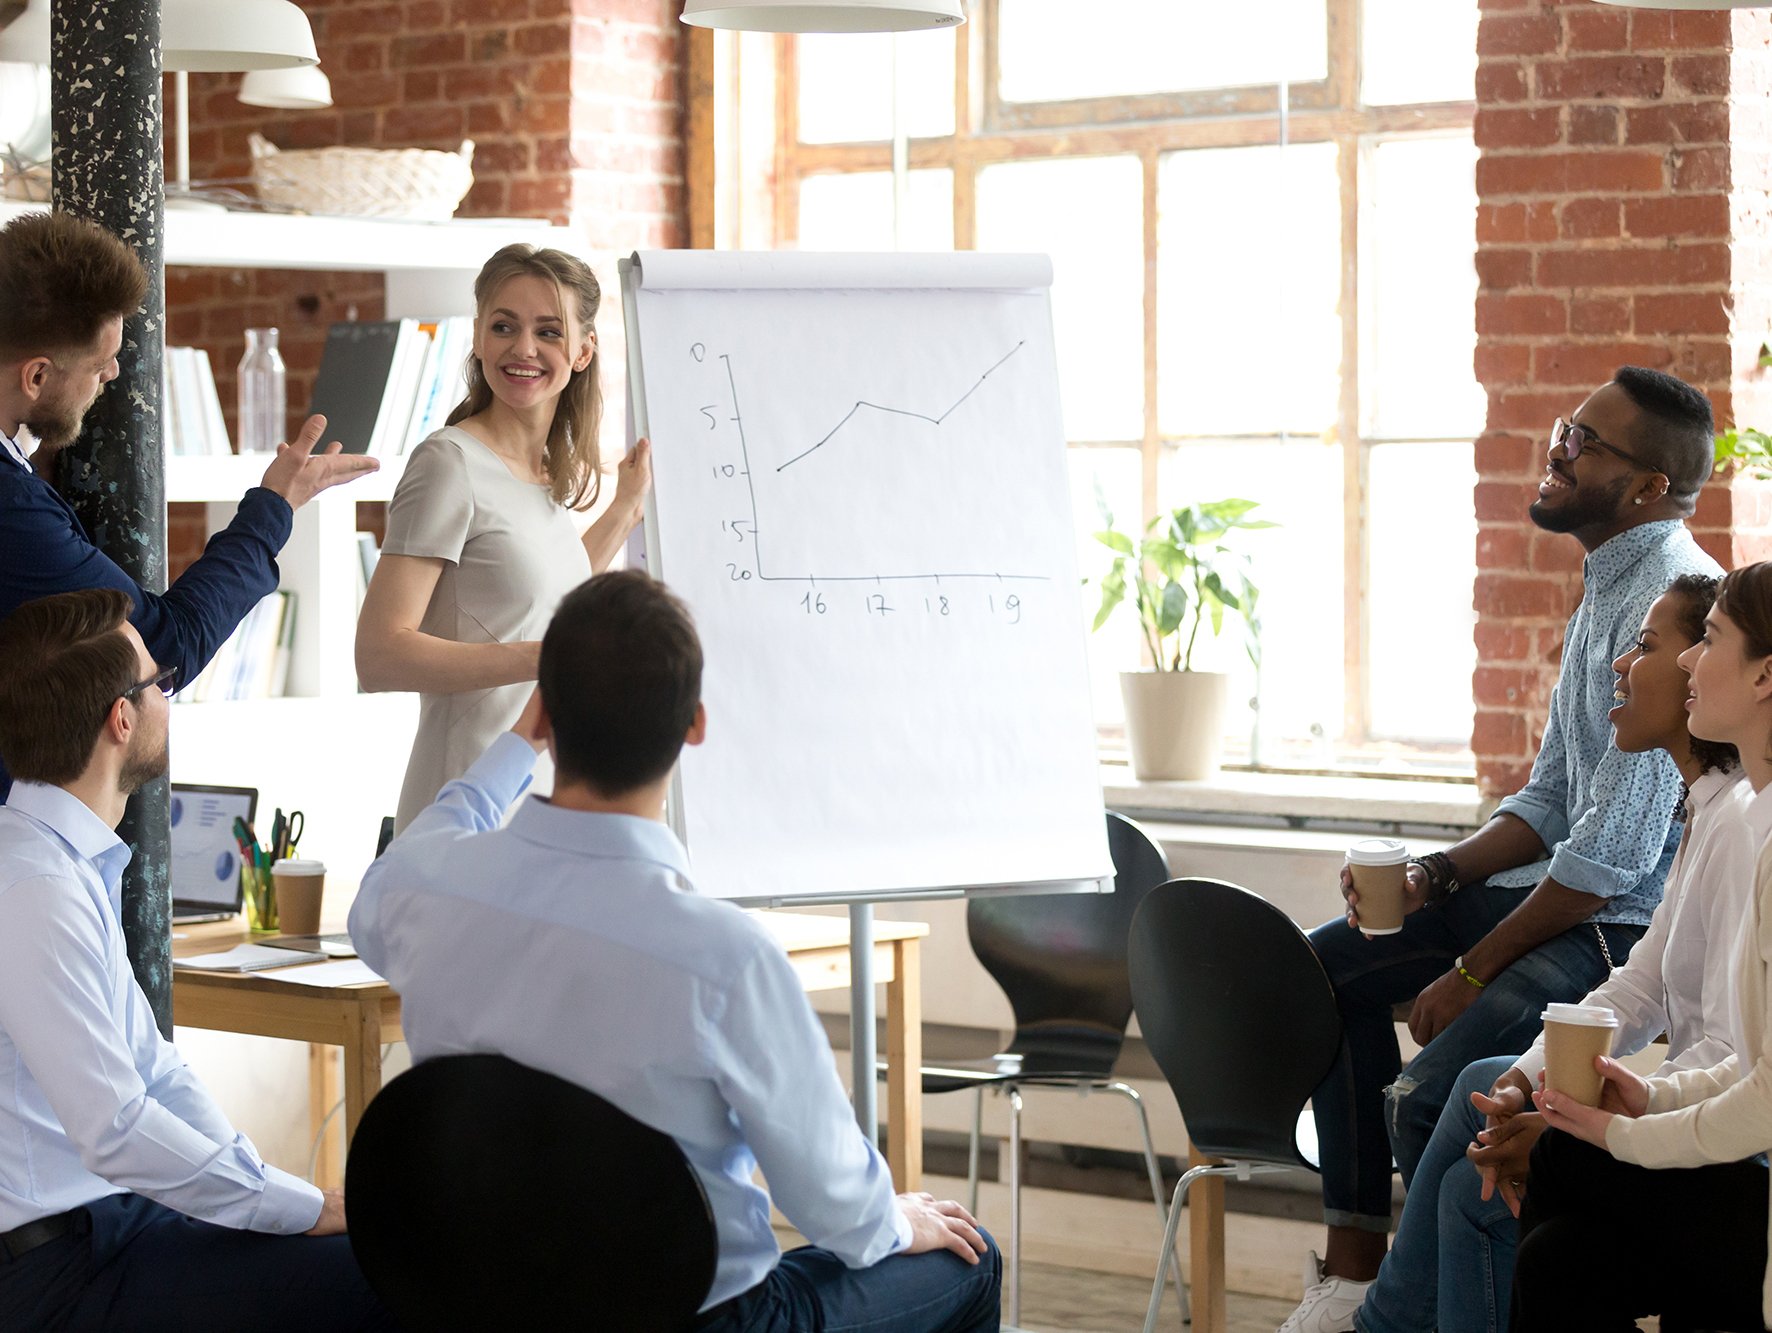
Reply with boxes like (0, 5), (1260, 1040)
(713, 0), (1477, 770)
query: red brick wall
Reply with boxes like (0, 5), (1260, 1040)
(1473, 1), (1772, 797)
(167, 0), (685, 576)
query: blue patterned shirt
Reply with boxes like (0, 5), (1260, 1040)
(1492, 520), (1722, 926)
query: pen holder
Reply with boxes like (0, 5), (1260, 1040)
(242, 863), (277, 933)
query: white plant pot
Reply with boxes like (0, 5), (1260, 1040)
(1119, 670), (1229, 782)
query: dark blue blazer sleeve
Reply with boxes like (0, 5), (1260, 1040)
(0, 467), (292, 797)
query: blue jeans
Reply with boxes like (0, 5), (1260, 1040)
(700, 1232), (1003, 1333)
(1307, 881), (1641, 1231)
(1356, 1055), (1519, 1333)
(0, 1193), (393, 1332)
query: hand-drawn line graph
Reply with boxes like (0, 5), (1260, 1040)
(775, 341), (1026, 473)
(717, 346), (1050, 586)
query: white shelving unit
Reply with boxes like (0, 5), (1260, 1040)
(0, 202), (592, 888)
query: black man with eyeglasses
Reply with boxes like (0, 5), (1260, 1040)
(1283, 366), (1725, 1333)
(0, 589), (391, 1331)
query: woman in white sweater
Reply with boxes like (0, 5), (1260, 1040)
(1519, 560), (1772, 1332)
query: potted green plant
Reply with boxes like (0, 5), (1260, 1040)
(1093, 497), (1275, 781)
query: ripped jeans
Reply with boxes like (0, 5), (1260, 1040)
(1305, 883), (1643, 1233)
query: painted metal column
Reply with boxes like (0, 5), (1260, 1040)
(50, 0), (173, 1034)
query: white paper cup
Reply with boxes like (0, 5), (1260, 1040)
(1346, 838), (1409, 935)
(1541, 1002), (1619, 1107)
(270, 858), (327, 937)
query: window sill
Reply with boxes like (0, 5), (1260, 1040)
(1101, 761), (1487, 834)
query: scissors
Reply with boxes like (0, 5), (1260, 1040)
(279, 810), (304, 859)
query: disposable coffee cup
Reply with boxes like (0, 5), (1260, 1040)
(269, 858), (327, 938)
(1541, 1002), (1620, 1107)
(1345, 839), (1409, 935)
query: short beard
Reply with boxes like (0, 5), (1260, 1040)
(23, 399), (85, 451)
(1528, 472), (1634, 535)
(119, 737), (169, 796)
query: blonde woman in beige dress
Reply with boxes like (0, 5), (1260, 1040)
(356, 245), (650, 831)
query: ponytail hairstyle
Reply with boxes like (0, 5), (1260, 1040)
(1664, 573), (1737, 776)
(446, 244), (604, 511)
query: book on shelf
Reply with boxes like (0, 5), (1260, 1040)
(307, 316), (473, 458)
(161, 346), (230, 458)
(173, 589), (294, 704)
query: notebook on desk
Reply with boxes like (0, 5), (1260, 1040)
(169, 783), (257, 924)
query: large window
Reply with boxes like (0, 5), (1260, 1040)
(712, 1), (1481, 773)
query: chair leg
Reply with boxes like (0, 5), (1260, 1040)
(1007, 1086), (1023, 1329)
(1143, 1169), (1205, 1333)
(1103, 1081), (1191, 1326)
(967, 1085), (983, 1218)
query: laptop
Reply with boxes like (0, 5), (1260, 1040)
(169, 782), (257, 925)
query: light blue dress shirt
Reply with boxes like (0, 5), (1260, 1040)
(0, 782), (322, 1234)
(1492, 519), (1722, 925)
(350, 733), (912, 1311)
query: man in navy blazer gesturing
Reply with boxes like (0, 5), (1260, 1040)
(0, 211), (377, 797)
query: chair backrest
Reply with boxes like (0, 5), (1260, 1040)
(346, 1053), (717, 1333)
(1128, 877), (1343, 1167)
(964, 811), (1171, 1074)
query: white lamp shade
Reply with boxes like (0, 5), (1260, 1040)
(683, 0), (964, 32)
(237, 63), (331, 108)
(162, 0), (318, 72)
(0, 0), (47, 65)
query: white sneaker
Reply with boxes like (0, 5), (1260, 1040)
(1276, 1250), (1371, 1333)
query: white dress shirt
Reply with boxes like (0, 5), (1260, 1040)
(0, 429), (27, 472)
(0, 782), (321, 1234)
(1512, 767), (1757, 1086)
(351, 734), (912, 1311)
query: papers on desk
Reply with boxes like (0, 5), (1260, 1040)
(255, 959), (383, 987)
(174, 943), (326, 972)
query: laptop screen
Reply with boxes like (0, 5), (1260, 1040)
(170, 783), (258, 914)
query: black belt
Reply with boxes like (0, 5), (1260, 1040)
(0, 1210), (80, 1263)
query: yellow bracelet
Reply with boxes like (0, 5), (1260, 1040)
(1454, 955), (1487, 989)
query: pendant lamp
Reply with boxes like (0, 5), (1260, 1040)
(0, 0), (45, 65)
(162, 0), (318, 72)
(237, 63), (332, 109)
(682, 0), (964, 33)
(0, 0), (319, 70)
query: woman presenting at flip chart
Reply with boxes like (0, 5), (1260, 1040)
(356, 245), (650, 831)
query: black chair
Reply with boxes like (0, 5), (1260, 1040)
(885, 811), (1184, 1327)
(1128, 877), (1345, 1333)
(346, 1053), (717, 1332)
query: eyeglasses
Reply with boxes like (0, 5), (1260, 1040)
(1549, 418), (1662, 473)
(119, 666), (179, 701)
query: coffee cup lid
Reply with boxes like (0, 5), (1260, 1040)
(1345, 838), (1408, 866)
(271, 858), (326, 876)
(1541, 1002), (1618, 1027)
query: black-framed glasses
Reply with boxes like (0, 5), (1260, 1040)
(119, 666), (179, 701)
(1550, 417), (1662, 472)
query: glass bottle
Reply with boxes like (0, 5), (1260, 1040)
(237, 327), (286, 455)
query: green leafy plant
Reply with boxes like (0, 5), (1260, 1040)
(1716, 426), (1772, 481)
(1092, 496), (1276, 673)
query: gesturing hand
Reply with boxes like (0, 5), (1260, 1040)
(897, 1192), (989, 1265)
(259, 414), (379, 509)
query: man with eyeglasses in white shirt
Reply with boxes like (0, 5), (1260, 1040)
(0, 589), (392, 1331)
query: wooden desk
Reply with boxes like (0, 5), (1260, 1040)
(170, 912), (929, 1191)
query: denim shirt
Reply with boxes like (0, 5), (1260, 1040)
(1492, 520), (1722, 926)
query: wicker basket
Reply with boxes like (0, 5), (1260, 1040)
(249, 133), (475, 221)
